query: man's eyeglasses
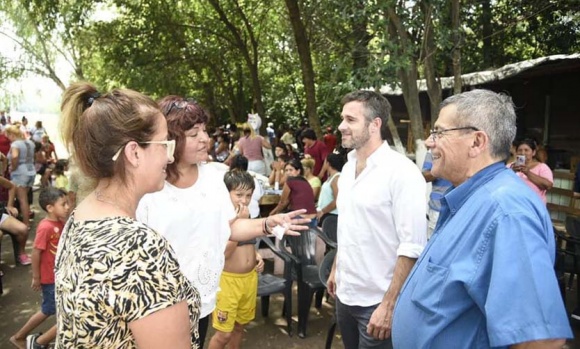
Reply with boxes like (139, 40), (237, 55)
(429, 126), (479, 140)
(166, 98), (197, 115)
(112, 139), (176, 162)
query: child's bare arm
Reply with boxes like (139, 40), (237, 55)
(224, 240), (238, 260)
(10, 147), (19, 171)
(31, 248), (42, 291)
(255, 251), (264, 273)
(0, 177), (17, 214)
(0, 153), (7, 173)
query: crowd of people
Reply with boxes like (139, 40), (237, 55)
(0, 85), (577, 349)
(0, 112), (68, 268)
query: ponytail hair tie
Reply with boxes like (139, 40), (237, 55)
(87, 92), (101, 107)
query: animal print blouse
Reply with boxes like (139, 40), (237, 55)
(55, 215), (200, 348)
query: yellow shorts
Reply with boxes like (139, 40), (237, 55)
(212, 270), (258, 332)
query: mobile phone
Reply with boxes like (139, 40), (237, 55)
(516, 155), (526, 166)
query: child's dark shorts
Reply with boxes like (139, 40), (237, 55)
(41, 283), (56, 316)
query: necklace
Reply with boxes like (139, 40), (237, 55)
(94, 190), (133, 216)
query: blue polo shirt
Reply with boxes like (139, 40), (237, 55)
(392, 162), (572, 348)
(422, 152), (452, 211)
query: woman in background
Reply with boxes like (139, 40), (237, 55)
(269, 159), (316, 226)
(269, 143), (289, 188)
(5, 125), (35, 234)
(215, 133), (230, 163)
(237, 124), (271, 176)
(511, 138), (553, 203)
(316, 153), (344, 225)
(30, 121), (46, 143)
(301, 158), (321, 201)
(0, 173), (31, 266)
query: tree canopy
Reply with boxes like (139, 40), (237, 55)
(1, 0), (578, 148)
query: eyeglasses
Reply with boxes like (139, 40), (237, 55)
(166, 98), (197, 115)
(112, 139), (176, 162)
(429, 126), (479, 140)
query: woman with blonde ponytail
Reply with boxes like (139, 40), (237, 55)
(237, 123), (271, 175)
(5, 124), (36, 241)
(55, 82), (200, 348)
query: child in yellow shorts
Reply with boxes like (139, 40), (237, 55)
(209, 170), (264, 349)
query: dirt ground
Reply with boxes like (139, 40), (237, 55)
(0, 199), (344, 349)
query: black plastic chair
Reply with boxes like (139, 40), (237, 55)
(0, 230), (21, 295)
(318, 249), (338, 349)
(320, 215), (337, 249)
(554, 225), (580, 308)
(256, 236), (295, 336)
(563, 216), (580, 289)
(282, 228), (336, 338)
(0, 229), (20, 264)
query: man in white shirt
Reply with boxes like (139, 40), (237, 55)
(327, 90), (427, 349)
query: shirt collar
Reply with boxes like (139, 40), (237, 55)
(443, 161), (506, 213)
(347, 141), (391, 164)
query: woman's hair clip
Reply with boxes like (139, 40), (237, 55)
(87, 92), (101, 107)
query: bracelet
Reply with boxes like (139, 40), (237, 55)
(263, 217), (273, 235)
(262, 218), (269, 235)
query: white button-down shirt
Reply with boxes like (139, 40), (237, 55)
(336, 141), (427, 306)
(137, 163), (236, 317)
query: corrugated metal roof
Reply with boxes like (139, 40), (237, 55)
(379, 53), (580, 96)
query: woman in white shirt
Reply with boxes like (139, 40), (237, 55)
(137, 96), (308, 348)
(30, 121), (46, 143)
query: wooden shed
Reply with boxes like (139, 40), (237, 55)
(380, 53), (580, 170)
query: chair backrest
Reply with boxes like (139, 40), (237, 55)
(318, 249), (336, 288)
(566, 216), (580, 255)
(567, 215), (580, 238)
(321, 215), (338, 244)
(283, 229), (318, 266)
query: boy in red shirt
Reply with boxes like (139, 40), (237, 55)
(10, 187), (69, 349)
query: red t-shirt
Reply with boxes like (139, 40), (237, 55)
(33, 218), (64, 284)
(323, 133), (337, 152)
(0, 133), (11, 155)
(304, 140), (329, 176)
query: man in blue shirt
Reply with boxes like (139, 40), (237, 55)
(422, 151), (452, 238)
(392, 89), (572, 349)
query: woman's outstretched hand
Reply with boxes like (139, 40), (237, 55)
(267, 209), (310, 236)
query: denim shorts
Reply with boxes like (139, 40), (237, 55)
(0, 213), (9, 225)
(41, 283), (56, 316)
(11, 173), (35, 187)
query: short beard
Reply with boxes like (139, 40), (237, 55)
(345, 122), (371, 150)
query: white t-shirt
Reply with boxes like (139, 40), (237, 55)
(137, 163), (236, 317)
(336, 141), (427, 306)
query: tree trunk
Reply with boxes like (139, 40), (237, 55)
(482, 0), (492, 68)
(248, 60), (266, 119)
(387, 110), (406, 154)
(451, 0), (462, 95)
(284, 0), (322, 139)
(386, 6), (425, 152)
(420, 1), (442, 127)
(207, 0), (266, 126)
(351, 0), (372, 82)
(374, 87), (405, 154)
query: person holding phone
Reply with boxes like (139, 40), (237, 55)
(510, 138), (553, 203)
